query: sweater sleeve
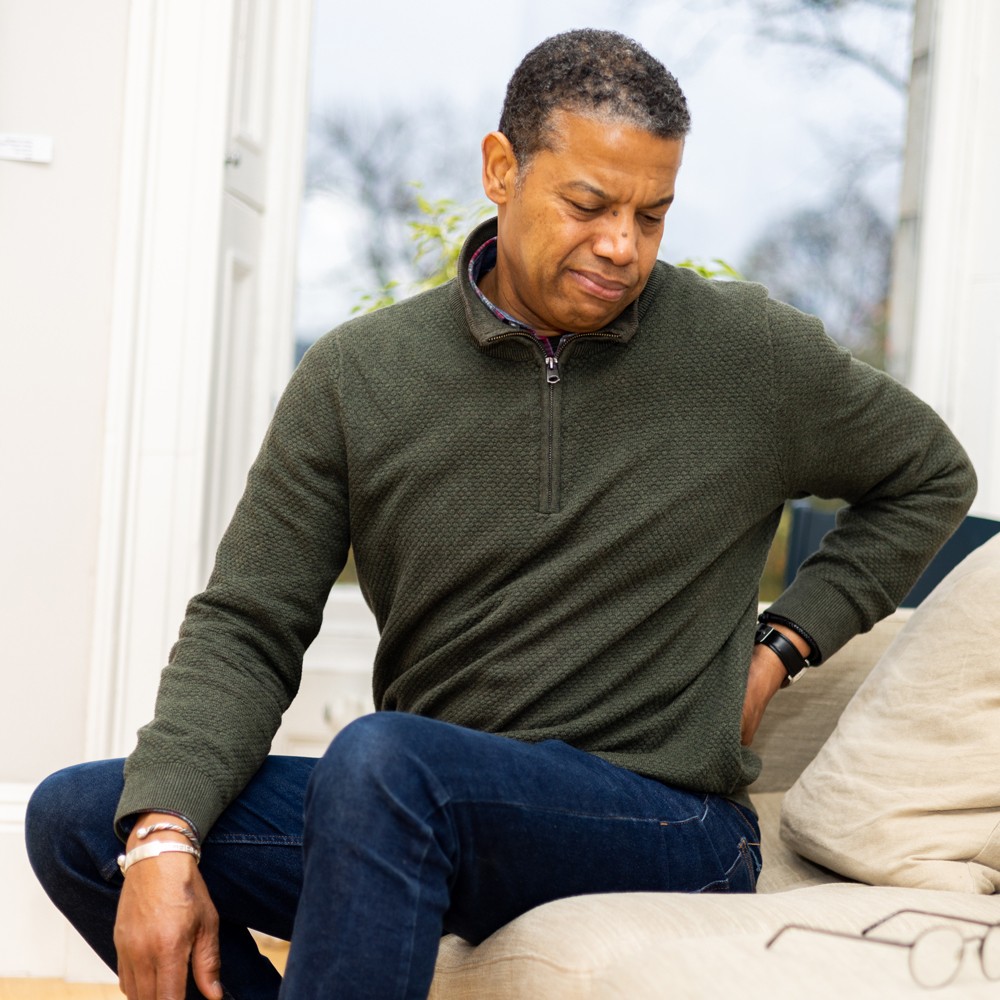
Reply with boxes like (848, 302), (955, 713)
(115, 334), (352, 840)
(762, 297), (977, 661)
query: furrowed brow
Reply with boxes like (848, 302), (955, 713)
(564, 181), (674, 210)
(564, 181), (609, 200)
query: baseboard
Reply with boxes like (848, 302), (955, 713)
(0, 783), (114, 982)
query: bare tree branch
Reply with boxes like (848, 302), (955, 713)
(633, 0), (913, 93)
(307, 105), (481, 293)
(742, 189), (892, 366)
(763, 26), (908, 90)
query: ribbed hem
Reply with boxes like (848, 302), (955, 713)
(115, 763), (228, 845)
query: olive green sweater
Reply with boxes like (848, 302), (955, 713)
(117, 220), (976, 839)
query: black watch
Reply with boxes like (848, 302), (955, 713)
(754, 623), (812, 683)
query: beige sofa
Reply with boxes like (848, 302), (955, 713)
(430, 534), (1000, 998)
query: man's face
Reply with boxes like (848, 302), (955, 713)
(481, 110), (684, 335)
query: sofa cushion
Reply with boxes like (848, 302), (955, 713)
(781, 533), (1000, 893)
(748, 614), (908, 794)
(590, 911), (1000, 1000)
(752, 792), (845, 893)
(430, 884), (1000, 999)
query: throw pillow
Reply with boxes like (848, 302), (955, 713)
(780, 531), (1000, 893)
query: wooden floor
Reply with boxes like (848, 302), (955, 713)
(0, 941), (289, 999)
(0, 983), (121, 999)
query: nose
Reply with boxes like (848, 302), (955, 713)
(593, 214), (639, 267)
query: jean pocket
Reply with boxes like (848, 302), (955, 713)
(721, 798), (761, 843)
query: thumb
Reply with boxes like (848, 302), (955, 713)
(190, 927), (224, 1000)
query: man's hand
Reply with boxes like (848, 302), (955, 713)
(740, 624), (810, 746)
(114, 813), (223, 1000)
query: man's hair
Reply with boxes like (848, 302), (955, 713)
(498, 29), (691, 167)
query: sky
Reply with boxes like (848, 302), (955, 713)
(295, 0), (912, 341)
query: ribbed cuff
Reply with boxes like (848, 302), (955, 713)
(766, 575), (873, 669)
(115, 763), (227, 846)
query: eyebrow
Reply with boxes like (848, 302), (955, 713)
(564, 180), (674, 209)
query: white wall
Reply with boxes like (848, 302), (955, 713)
(0, 0), (130, 785)
(0, 0), (131, 980)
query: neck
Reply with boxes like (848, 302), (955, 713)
(478, 264), (562, 338)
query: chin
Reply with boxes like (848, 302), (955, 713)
(569, 305), (626, 333)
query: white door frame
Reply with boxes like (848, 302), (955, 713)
(902, 0), (1000, 517)
(87, 0), (313, 766)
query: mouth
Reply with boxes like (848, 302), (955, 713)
(569, 269), (632, 302)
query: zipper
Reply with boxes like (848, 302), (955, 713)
(531, 335), (565, 512)
(484, 329), (621, 514)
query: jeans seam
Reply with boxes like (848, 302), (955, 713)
(694, 876), (730, 893)
(453, 803), (705, 828)
(720, 798), (761, 841)
(441, 795), (708, 828)
(706, 838), (751, 893)
(738, 838), (755, 888)
(398, 830), (438, 1000)
(657, 794), (710, 827)
(206, 834), (302, 846)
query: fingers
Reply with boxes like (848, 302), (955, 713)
(191, 915), (224, 1000)
(115, 923), (193, 1000)
(114, 855), (219, 1000)
(116, 952), (190, 1000)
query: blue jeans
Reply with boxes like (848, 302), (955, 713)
(26, 712), (760, 1000)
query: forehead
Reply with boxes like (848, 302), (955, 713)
(525, 110), (683, 191)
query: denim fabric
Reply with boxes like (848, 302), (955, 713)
(26, 712), (760, 1000)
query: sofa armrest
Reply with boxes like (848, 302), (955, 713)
(748, 611), (911, 794)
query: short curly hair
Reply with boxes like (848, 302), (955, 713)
(498, 29), (690, 167)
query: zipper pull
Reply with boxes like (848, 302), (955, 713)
(545, 355), (560, 384)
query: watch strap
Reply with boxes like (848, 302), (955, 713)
(758, 611), (822, 665)
(755, 624), (811, 682)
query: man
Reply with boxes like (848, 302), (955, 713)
(28, 28), (975, 1000)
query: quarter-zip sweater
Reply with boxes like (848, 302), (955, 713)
(117, 219), (976, 840)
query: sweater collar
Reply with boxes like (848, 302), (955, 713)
(456, 218), (643, 349)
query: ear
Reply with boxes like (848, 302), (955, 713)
(481, 131), (518, 207)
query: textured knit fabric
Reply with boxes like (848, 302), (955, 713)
(116, 219), (976, 840)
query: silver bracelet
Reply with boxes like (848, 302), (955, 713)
(135, 821), (201, 849)
(117, 840), (201, 875)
